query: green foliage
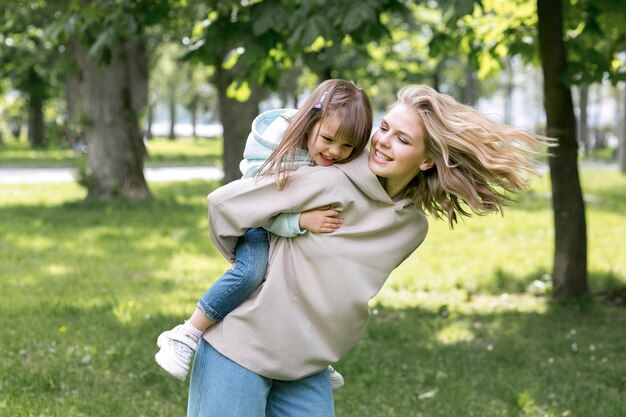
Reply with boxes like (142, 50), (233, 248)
(0, 1), (62, 107)
(563, 0), (626, 84)
(185, 0), (410, 95)
(0, 170), (624, 416)
(49, 0), (183, 62)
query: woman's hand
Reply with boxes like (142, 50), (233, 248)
(299, 205), (343, 233)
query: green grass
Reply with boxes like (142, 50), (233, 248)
(0, 136), (223, 167)
(0, 170), (625, 416)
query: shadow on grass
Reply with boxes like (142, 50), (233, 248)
(2, 178), (625, 416)
(1, 295), (624, 417)
(475, 268), (625, 298)
(335, 302), (625, 417)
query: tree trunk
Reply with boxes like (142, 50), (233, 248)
(619, 83), (626, 172)
(432, 60), (444, 92)
(504, 58), (514, 124)
(462, 64), (477, 106)
(27, 91), (46, 148)
(65, 75), (82, 153)
(168, 93), (177, 140)
(578, 84), (589, 154)
(216, 67), (262, 184)
(190, 97), (198, 138)
(146, 102), (153, 140)
(537, 0), (588, 299)
(73, 37), (150, 200)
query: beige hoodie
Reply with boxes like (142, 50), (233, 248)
(204, 152), (428, 380)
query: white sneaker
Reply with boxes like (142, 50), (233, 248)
(155, 324), (199, 381)
(329, 365), (345, 390)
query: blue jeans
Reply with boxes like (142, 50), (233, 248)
(197, 227), (269, 321)
(187, 339), (335, 417)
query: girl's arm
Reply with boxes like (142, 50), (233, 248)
(207, 166), (347, 262)
(264, 207), (343, 237)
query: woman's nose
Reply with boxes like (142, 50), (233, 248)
(377, 132), (392, 147)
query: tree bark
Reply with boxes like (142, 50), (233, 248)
(216, 66), (262, 184)
(73, 37), (150, 200)
(504, 58), (514, 124)
(578, 84), (589, 153)
(27, 91), (46, 148)
(462, 64), (477, 106)
(617, 83), (626, 174)
(65, 75), (82, 153)
(146, 102), (154, 140)
(189, 96), (198, 138)
(168, 92), (177, 140)
(537, 0), (589, 298)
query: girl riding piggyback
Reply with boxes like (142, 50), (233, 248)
(155, 79), (373, 388)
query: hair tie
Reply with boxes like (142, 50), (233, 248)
(313, 91), (329, 110)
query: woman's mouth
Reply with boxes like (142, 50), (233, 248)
(374, 149), (391, 161)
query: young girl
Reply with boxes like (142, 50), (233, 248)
(155, 79), (373, 387)
(186, 84), (552, 416)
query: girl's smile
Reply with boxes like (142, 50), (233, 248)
(307, 116), (355, 166)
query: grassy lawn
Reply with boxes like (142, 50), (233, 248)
(0, 136), (223, 167)
(0, 166), (624, 415)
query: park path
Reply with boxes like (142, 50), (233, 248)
(0, 166), (224, 184)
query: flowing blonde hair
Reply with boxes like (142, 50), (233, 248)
(396, 85), (554, 227)
(258, 79), (373, 189)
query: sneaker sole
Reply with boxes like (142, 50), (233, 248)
(155, 349), (188, 382)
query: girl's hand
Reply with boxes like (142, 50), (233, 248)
(299, 205), (343, 233)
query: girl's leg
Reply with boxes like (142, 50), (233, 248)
(188, 339), (270, 417)
(156, 227), (269, 381)
(266, 369), (335, 417)
(196, 227), (269, 322)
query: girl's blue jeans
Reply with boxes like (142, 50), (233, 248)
(197, 227), (269, 321)
(187, 339), (335, 417)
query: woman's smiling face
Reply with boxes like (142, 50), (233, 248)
(368, 103), (434, 197)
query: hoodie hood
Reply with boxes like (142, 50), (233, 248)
(251, 108), (297, 149)
(334, 151), (413, 208)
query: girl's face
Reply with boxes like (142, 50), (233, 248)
(307, 116), (355, 166)
(369, 103), (434, 197)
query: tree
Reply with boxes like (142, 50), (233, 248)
(537, 0), (589, 298)
(0, 1), (61, 147)
(50, 1), (187, 199)
(186, 0), (410, 183)
(620, 82), (626, 172)
(459, 0), (624, 298)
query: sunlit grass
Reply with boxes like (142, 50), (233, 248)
(0, 170), (625, 417)
(145, 136), (223, 166)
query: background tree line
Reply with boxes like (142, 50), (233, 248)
(1, 0), (625, 301)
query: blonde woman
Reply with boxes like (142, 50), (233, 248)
(187, 85), (552, 417)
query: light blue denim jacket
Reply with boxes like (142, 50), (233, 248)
(239, 109), (314, 237)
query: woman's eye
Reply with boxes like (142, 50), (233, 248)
(398, 137), (409, 144)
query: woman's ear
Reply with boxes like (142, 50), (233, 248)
(419, 159), (435, 172)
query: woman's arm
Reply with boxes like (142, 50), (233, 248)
(207, 165), (347, 262)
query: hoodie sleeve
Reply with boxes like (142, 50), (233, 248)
(207, 166), (346, 262)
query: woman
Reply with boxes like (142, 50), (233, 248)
(187, 85), (551, 417)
